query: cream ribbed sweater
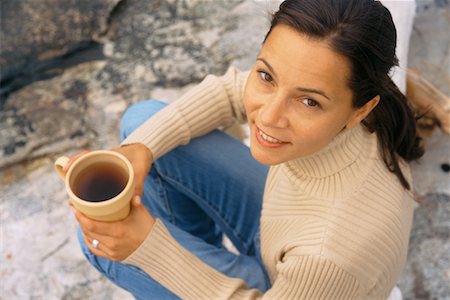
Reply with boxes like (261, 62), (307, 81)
(122, 68), (415, 299)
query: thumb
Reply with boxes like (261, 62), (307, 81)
(133, 172), (146, 198)
(134, 184), (143, 199)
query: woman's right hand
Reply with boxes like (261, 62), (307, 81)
(112, 143), (154, 197)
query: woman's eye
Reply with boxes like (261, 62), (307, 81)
(302, 98), (320, 108)
(258, 71), (273, 83)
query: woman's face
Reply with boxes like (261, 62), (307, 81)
(244, 24), (369, 165)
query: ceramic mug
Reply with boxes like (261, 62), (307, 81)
(55, 150), (135, 222)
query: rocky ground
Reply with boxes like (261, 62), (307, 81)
(0, 0), (449, 299)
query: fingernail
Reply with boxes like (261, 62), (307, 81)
(134, 195), (141, 205)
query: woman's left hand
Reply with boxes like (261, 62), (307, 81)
(74, 195), (154, 262)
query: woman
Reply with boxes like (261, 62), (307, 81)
(70, 0), (424, 298)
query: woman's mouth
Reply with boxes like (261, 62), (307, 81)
(255, 127), (289, 148)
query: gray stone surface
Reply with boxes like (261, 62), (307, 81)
(0, 0), (268, 169)
(0, 0), (119, 85)
(397, 193), (450, 300)
(0, 1), (449, 299)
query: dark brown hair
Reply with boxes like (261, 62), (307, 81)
(266, 0), (424, 189)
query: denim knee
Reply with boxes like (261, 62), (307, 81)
(120, 100), (167, 141)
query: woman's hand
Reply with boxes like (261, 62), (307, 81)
(112, 143), (154, 197)
(65, 143), (156, 260)
(74, 195), (155, 261)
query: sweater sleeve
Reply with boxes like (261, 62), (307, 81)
(121, 67), (248, 160)
(123, 219), (361, 300)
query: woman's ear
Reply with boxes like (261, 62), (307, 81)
(346, 95), (380, 129)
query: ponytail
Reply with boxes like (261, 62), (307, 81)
(364, 77), (424, 190)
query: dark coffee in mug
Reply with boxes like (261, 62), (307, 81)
(73, 162), (128, 202)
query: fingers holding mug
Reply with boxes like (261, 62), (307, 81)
(112, 143), (153, 197)
(82, 232), (110, 259)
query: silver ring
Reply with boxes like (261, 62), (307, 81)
(92, 239), (100, 249)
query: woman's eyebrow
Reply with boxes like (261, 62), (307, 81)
(257, 57), (331, 101)
(257, 58), (276, 76)
(296, 87), (331, 101)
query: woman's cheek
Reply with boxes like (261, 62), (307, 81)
(243, 90), (256, 118)
(245, 85), (265, 111)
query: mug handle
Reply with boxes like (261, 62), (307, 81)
(54, 156), (71, 180)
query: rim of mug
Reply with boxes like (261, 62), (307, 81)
(66, 150), (135, 207)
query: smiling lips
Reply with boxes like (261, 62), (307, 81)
(256, 127), (289, 148)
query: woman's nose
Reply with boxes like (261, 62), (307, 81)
(259, 96), (289, 128)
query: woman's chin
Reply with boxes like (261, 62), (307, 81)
(249, 145), (282, 166)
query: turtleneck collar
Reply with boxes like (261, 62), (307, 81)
(284, 124), (377, 179)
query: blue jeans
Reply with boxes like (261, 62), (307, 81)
(78, 100), (271, 299)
